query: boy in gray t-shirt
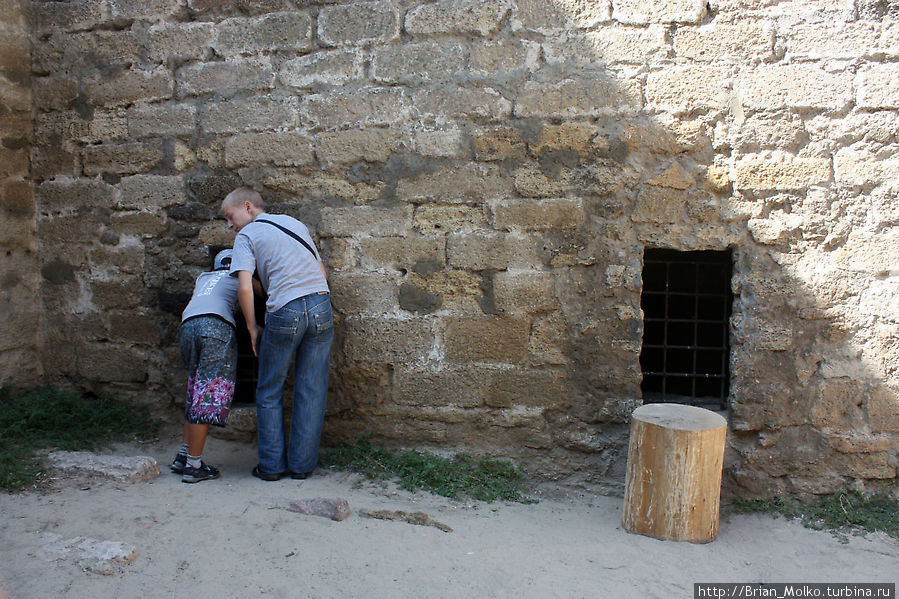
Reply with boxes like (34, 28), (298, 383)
(173, 248), (239, 483)
(222, 187), (334, 481)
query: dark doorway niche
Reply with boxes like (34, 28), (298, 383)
(209, 245), (259, 405)
(232, 312), (259, 405)
(639, 248), (733, 410)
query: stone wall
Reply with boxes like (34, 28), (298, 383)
(0, 0), (40, 384)
(5, 0), (898, 494)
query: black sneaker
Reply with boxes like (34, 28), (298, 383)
(182, 462), (220, 484)
(170, 453), (187, 474)
(251, 465), (283, 481)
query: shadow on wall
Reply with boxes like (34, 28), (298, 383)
(23, 0), (899, 495)
(0, 0), (40, 384)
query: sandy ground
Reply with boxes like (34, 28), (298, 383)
(1, 426), (896, 599)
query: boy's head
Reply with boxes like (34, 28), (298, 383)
(221, 187), (264, 232)
(213, 248), (233, 271)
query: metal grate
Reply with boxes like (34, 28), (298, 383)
(639, 249), (733, 409)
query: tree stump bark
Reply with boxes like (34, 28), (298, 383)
(621, 403), (727, 543)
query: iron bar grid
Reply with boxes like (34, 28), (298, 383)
(639, 249), (733, 409)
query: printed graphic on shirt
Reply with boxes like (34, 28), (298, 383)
(197, 272), (227, 297)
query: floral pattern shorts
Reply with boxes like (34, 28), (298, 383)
(179, 316), (238, 426)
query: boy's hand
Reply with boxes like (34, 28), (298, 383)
(250, 326), (263, 358)
(249, 325), (263, 357)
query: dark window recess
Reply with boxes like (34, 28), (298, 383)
(209, 245), (260, 405)
(233, 311), (258, 404)
(639, 249), (733, 409)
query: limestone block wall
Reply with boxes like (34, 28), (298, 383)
(7, 0), (899, 494)
(0, 0), (40, 384)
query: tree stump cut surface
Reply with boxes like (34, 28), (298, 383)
(621, 403), (727, 543)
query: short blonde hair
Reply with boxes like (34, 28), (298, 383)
(222, 187), (264, 210)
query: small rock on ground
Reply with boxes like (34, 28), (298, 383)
(282, 497), (352, 521)
(359, 509), (453, 533)
(39, 533), (138, 575)
(46, 451), (159, 483)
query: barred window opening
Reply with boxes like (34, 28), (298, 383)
(640, 249), (733, 410)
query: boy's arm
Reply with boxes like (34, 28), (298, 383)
(236, 270), (260, 357)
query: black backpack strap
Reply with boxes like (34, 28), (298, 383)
(254, 219), (318, 260)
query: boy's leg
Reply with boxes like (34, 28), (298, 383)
(170, 422), (190, 473)
(187, 422), (210, 457)
(180, 318), (236, 481)
(287, 296), (334, 475)
(175, 322), (199, 473)
(182, 422), (220, 483)
(255, 302), (303, 474)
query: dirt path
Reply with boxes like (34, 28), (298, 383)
(1, 428), (896, 599)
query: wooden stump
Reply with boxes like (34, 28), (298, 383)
(621, 403), (727, 543)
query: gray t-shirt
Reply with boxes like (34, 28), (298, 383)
(229, 212), (329, 313)
(181, 270), (239, 325)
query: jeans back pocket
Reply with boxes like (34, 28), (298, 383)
(311, 304), (333, 337)
(266, 312), (299, 335)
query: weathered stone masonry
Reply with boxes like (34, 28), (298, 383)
(1, 0), (897, 495)
(0, 0), (39, 383)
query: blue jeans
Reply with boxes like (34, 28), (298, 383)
(255, 293), (333, 474)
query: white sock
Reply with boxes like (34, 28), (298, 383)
(187, 455), (202, 469)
